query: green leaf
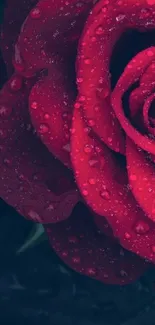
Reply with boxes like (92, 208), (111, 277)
(16, 223), (47, 254)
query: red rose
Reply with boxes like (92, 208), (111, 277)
(1, 0), (155, 285)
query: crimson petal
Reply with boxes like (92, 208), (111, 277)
(112, 48), (155, 155)
(71, 107), (155, 263)
(13, 0), (95, 77)
(11, 0), (95, 166)
(129, 63), (155, 118)
(29, 63), (76, 167)
(46, 203), (147, 285)
(0, 73), (79, 223)
(77, 0), (155, 155)
(76, 0), (125, 154)
(126, 137), (155, 223)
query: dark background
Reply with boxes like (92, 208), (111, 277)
(1, 1), (155, 324)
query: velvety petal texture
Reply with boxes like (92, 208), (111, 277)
(71, 0), (155, 264)
(1, 0), (155, 284)
(0, 73), (79, 223)
(46, 204), (147, 285)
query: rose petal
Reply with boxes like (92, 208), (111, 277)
(0, 0), (38, 75)
(76, 0), (125, 154)
(126, 137), (155, 223)
(112, 48), (155, 155)
(0, 73), (79, 223)
(71, 106), (155, 263)
(11, 0), (95, 167)
(13, 0), (95, 77)
(77, 0), (155, 155)
(29, 63), (76, 167)
(129, 62), (155, 118)
(46, 203), (147, 285)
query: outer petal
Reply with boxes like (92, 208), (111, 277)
(0, 0), (38, 75)
(29, 63), (76, 167)
(71, 107), (155, 263)
(46, 203), (147, 285)
(13, 0), (95, 77)
(12, 0), (96, 166)
(0, 74), (79, 223)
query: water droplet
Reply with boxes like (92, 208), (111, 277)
(77, 77), (83, 83)
(46, 203), (55, 211)
(124, 232), (131, 239)
(31, 101), (38, 109)
(88, 158), (99, 168)
(39, 123), (49, 134)
(129, 174), (137, 181)
(134, 221), (150, 234)
(30, 7), (41, 19)
(152, 245), (155, 253)
(87, 119), (95, 127)
(84, 144), (92, 153)
(74, 101), (81, 109)
(13, 44), (24, 72)
(84, 58), (91, 65)
(72, 256), (81, 264)
(82, 189), (88, 196)
(94, 105), (100, 112)
(139, 8), (150, 20)
(70, 127), (75, 134)
(100, 189), (110, 200)
(9, 75), (23, 91)
(63, 143), (71, 152)
(62, 250), (68, 257)
(95, 26), (104, 35)
(147, 49), (154, 57)
(0, 104), (12, 118)
(3, 157), (12, 167)
(116, 14), (126, 22)
(0, 128), (7, 139)
(23, 206), (40, 221)
(79, 95), (86, 102)
(101, 87), (110, 98)
(88, 178), (96, 185)
(95, 146), (102, 153)
(119, 269), (128, 277)
(44, 113), (50, 120)
(103, 273), (109, 278)
(85, 267), (97, 277)
(18, 173), (27, 181)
